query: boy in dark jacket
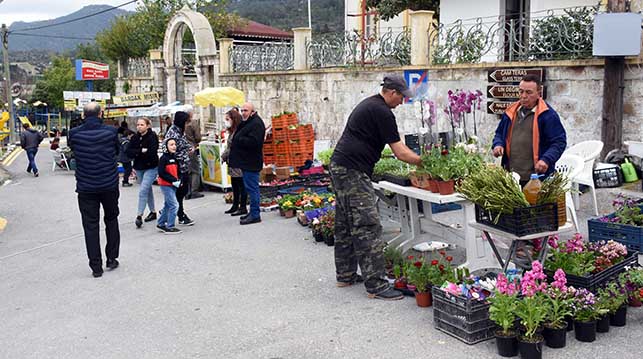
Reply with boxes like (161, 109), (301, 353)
(118, 128), (135, 187)
(156, 138), (182, 234)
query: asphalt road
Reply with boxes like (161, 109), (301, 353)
(1, 149), (642, 359)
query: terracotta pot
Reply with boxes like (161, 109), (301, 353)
(279, 208), (285, 217)
(284, 209), (295, 218)
(394, 279), (407, 289)
(437, 179), (455, 195)
(409, 172), (420, 188)
(428, 179), (440, 193)
(415, 291), (432, 307)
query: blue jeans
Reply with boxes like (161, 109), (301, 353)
(242, 170), (261, 220)
(136, 168), (157, 215)
(158, 185), (178, 228)
(26, 148), (38, 174)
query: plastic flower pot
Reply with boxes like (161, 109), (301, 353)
(414, 291), (432, 307)
(393, 279), (406, 289)
(543, 324), (567, 349)
(517, 335), (544, 359)
(313, 231), (324, 242)
(324, 234), (335, 246)
(596, 315), (610, 333)
(428, 179), (439, 193)
(574, 320), (596, 342)
(495, 330), (518, 357)
(283, 209), (296, 218)
(565, 316), (574, 332)
(437, 179), (455, 195)
(609, 305), (627, 327)
(406, 284), (417, 292)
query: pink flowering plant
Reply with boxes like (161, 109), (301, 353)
(488, 273), (520, 335)
(589, 240), (628, 273)
(544, 233), (596, 276)
(515, 261), (550, 340)
(544, 269), (573, 330)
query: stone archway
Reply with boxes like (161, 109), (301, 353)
(163, 6), (219, 110)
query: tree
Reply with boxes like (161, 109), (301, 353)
(95, 15), (148, 71)
(366, 0), (439, 21)
(31, 56), (84, 109)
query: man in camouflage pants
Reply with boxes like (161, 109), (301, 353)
(330, 75), (422, 300)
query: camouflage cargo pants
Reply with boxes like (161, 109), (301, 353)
(329, 162), (388, 294)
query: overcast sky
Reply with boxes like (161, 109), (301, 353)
(0, 0), (139, 26)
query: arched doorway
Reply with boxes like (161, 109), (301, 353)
(163, 6), (218, 109)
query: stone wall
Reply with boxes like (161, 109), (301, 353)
(218, 60), (643, 148)
(117, 59), (643, 149)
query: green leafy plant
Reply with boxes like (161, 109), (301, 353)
(384, 246), (405, 268)
(489, 293), (519, 335)
(515, 294), (549, 340)
(537, 172), (570, 205)
(316, 148), (334, 166)
(404, 259), (432, 293)
(426, 251), (455, 286)
(597, 282), (628, 314)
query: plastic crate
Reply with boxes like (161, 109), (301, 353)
(263, 153), (276, 165)
(588, 207), (643, 252)
(547, 251), (639, 292)
(432, 287), (491, 315)
(433, 301), (493, 333)
(475, 203), (558, 237)
(381, 173), (411, 186)
(431, 288), (495, 345)
(434, 318), (496, 345)
(272, 127), (289, 142)
(593, 164), (623, 188)
(277, 186), (329, 195)
(431, 203), (462, 214)
(259, 185), (280, 199)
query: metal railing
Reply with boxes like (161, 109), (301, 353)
(126, 57), (151, 78)
(431, 6), (597, 65)
(306, 27), (410, 69)
(230, 41), (294, 73)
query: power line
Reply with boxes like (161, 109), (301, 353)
(9, 0), (137, 33)
(10, 32), (95, 41)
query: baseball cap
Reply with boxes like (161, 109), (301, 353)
(381, 74), (415, 98)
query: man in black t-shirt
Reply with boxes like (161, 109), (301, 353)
(330, 74), (422, 300)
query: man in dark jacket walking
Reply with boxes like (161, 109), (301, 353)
(229, 102), (265, 225)
(19, 123), (44, 177)
(68, 102), (121, 278)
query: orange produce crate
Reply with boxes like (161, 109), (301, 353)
(272, 127), (289, 142)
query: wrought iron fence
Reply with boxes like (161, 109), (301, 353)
(431, 6), (597, 65)
(307, 27), (410, 69)
(230, 42), (294, 72)
(126, 57), (151, 78)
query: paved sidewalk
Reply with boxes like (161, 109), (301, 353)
(1, 151), (642, 359)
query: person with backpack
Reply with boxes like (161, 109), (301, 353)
(118, 128), (135, 187)
(20, 123), (44, 177)
(156, 138), (182, 234)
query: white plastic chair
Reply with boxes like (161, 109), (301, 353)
(563, 140), (603, 216)
(554, 154), (584, 231)
(50, 150), (70, 171)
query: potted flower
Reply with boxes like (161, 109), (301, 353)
(319, 210), (335, 246)
(280, 199), (297, 218)
(620, 266), (643, 307)
(543, 269), (572, 349)
(405, 258), (433, 307)
(420, 145), (441, 192)
(426, 251), (456, 288)
(311, 218), (324, 242)
(489, 273), (520, 357)
(384, 246), (404, 279)
(571, 288), (605, 342)
(392, 264), (407, 290)
(603, 280), (629, 327)
(593, 291), (612, 333)
(514, 261), (549, 359)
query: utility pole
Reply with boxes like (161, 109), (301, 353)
(1, 23), (15, 144)
(601, 0), (626, 159)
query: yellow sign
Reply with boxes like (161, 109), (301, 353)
(18, 116), (33, 127)
(113, 92), (160, 106)
(104, 109), (128, 118)
(64, 99), (77, 111)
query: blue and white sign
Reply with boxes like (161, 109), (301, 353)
(404, 69), (429, 103)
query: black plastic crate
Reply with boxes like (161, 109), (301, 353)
(381, 173), (411, 186)
(434, 317), (496, 345)
(475, 203), (558, 237)
(432, 296), (490, 323)
(432, 287), (491, 320)
(259, 185), (279, 199)
(593, 165), (623, 188)
(588, 208), (643, 252)
(546, 251), (639, 292)
(433, 304), (493, 333)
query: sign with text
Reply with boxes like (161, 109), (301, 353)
(63, 91), (111, 101)
(488, 68), (544, 83)
(403, 69), (429, 103)
(112, 92), (160, 106)
(487, 84), (547, 100)
(487, 101), (514, 115)
(75, 59), (110, 80)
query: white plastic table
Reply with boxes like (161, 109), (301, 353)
(373, 181), (500, 272)
(469, 222), (575, 272)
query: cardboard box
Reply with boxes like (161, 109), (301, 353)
(275, 166), (291, 180)
(261, 167), (276, 183)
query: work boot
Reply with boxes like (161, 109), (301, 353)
(336, 274), (364, 288)
(367, 288), (404, 300)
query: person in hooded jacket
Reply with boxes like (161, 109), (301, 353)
(164, 111), (195, 226)
(156, 138), (182, 234)
(126, 117), (159, 228)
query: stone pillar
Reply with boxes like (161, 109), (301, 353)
(218, 38), (233, 74)
(292, 27), (312, 70)
(149, 49), (165, 99)
(164, 66), (177, 104)
(410, 10), (434, 66)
